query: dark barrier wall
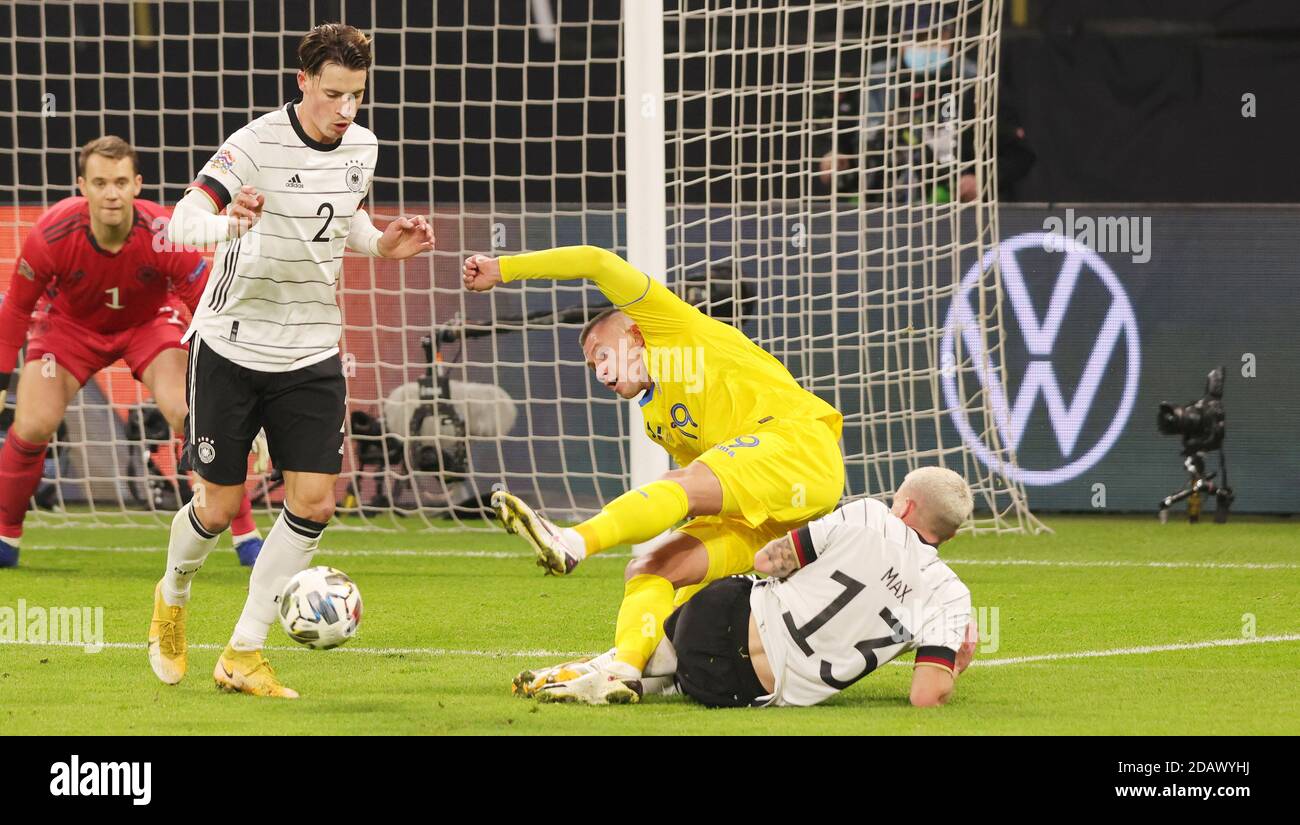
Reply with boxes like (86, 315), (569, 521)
(1002, 0), (1300, 203)
(1001, 30), (1300, 203)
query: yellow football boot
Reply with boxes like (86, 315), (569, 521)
(213, 645), (299, 699)
(147, 581), (188, 685)
(511, 657), (594, 698)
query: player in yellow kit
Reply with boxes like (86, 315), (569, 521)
(462, 245), (844, 704)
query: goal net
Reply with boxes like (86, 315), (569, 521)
(0, 0), (1038, 534)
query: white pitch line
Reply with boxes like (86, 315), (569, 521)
(2, 634), (1297, 666)
(965, 633), (1300, 667)
(22, 545), (1300, 570)
(23, 544), (630, 560)
(0, 638), (589, 659)
(946, 558), (1300, 571)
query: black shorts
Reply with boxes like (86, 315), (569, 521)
(185, 337), (346, 486)
(664, 575), (770, 708)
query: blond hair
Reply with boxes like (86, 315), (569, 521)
(898, 466), (973, 541)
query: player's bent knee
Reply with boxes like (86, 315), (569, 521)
(191, 501), (235, 535)
(623, 542), (709, 588)
(155, 398), (188, 435)
(624, 551), (676, 581)
(624, 555), (652, 581)
(10, 415), (60, 444)
(189, 481), (245, 533)
(290, 497), (335, 525)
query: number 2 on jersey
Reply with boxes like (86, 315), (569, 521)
(313, 202), (334, 242)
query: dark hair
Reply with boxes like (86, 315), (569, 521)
(298, 23), (372, 76)
(578, 307), (625, 347)
(79, 135), (139, 177)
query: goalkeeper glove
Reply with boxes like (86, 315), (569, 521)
(250, 429), (270, 474)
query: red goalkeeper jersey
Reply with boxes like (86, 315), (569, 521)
(0, 197), (209, 373)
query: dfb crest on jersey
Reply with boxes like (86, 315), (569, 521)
(345, 162), (365, 193)
(136, 265), (161, 284)
(196, 436), (216, 464)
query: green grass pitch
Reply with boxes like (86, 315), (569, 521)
(1, 514), (1296, 735)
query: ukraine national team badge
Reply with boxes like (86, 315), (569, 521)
(207, 148), (236, 174)
(345, 162), (365, 192)
(669, 403), (699, 439)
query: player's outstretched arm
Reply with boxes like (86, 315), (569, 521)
(909, 664), (955, 707)
(463, 246), (691, 338)
(910, 614), (972, 706)
(462, 254), (503, 292)
(348, 210), (434, 259)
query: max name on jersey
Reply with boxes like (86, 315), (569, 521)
(880, 566), (913, 602)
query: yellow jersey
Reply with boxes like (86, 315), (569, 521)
(500, 246), (842, 468)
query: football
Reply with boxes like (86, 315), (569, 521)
(278, 566), (363, 650)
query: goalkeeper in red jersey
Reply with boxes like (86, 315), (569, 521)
(0, 136), (263, 568)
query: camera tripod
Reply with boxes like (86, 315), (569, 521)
(1158, 448), (1233, 524)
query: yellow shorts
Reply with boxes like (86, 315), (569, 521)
(695, 417), (844, 530)
(673, 418), (844, 606)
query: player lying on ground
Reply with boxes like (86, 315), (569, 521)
(0, 136), (265, 570)
(463, 246), (846, 698)
(150, 23), (433, 697)
(519, 467), (977, 707)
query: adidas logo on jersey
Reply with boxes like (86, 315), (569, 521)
(286, 173), (304, 189)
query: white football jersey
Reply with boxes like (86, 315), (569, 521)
(184, 101), (378, 371)
(750, 497), (971, 707)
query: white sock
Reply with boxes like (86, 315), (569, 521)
(644, 638), (678, 677)
(561, 527), (588, 560)
(606, 660), (642, 679)
(638, 675), (678, 696)
(230, 508), (325, 651)
(162, 502), (219, 606)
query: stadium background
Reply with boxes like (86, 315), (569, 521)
(1, 0), (1297, 516)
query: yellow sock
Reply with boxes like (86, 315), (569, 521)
(614, 573), (675, 672)
(572, 479), (689, 557)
